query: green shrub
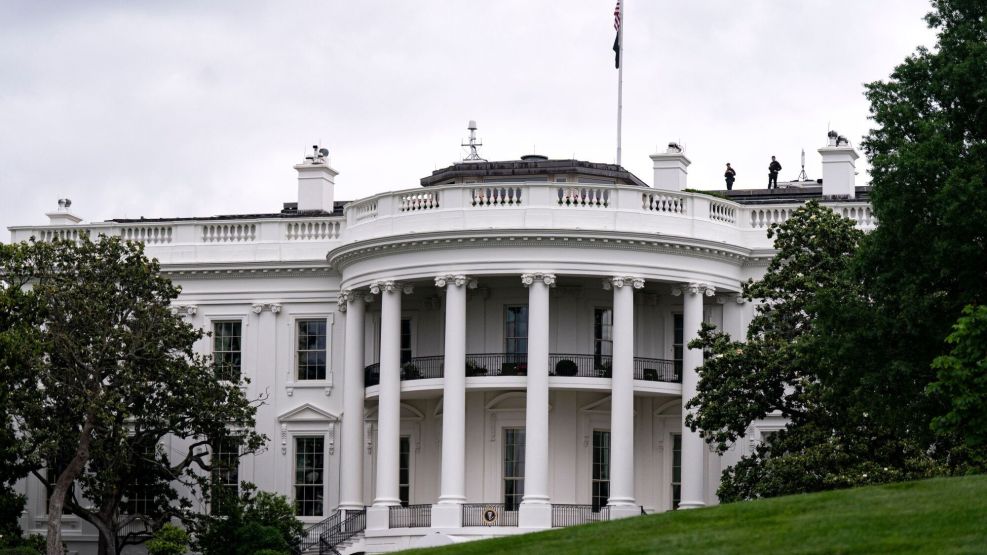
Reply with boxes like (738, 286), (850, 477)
(146, 523), (189, 555)
(0, 547), (41, 555)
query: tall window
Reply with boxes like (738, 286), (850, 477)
(594, 308), (614, 370)
(399, 436), (411, 507)
(211, 437), (240, 515)
(400, 318), (413, 364)
(505, 306), (528, 360)
(671, 433), (682, 510)
(503, 428), (525, 511)
(122, 441), (157, 515)
(294, 437), (324, 517)
(592, 430), (611, 512)
(213, 321), (242, 381)
(297, 319), (327, 380)
(673, 314), (684, 376)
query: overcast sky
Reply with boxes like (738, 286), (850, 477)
(0, 1), (935, 231)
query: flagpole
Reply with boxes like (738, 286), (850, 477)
(616, 1), (623, 166)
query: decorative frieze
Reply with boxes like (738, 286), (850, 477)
(521, 272), (556, 287)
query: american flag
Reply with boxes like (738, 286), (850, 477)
(612, 1), (621, 68)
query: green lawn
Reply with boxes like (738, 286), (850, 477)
(405, 475), (987, 555)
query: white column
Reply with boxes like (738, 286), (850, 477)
(338, 290), (368, 512)
(674, 282), (715, 509)
(432, 274), (473, 527)
(606, 276), (644, 518)
(720, 293), (746, 341)
(519, 272), (555, 529)
(372, 280), (408, 510)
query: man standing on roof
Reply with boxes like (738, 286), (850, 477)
(724, 163), (736, 190)
(767, 156), (782, 189)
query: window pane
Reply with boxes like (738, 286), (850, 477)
(297, 319), (328, 381)
(295, 437), (324, 516)
(400, 436), (411, 506)
(213, 321), (242, 381)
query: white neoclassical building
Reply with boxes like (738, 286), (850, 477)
(9, 133), (873, 554)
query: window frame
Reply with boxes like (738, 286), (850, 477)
(212, 319), (243, 382)
(296, 318), (329, 381)
(504, 305), (529, 357)
(210, 436), (241, 515)
(593, 307), (614, 370)
(293, 435), (326, 518)
(671, 432), (682, 510)
(591, 429), (611, 513)
(502, 427), (526, 511)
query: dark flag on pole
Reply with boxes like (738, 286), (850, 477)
(613, 1), (621, 68)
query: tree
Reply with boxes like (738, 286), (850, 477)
(854, 0), (987, 449)
(0, 236), (265, 555)
(144, 524), (189, 555)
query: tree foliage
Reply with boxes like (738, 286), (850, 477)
(690, 0), (987, 501)
(927, 305), (987, 460)
(0, 235), (265, 555)
(193, 487), (303, 555)
(144, 524), (189, 555)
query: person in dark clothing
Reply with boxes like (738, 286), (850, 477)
(768, 156), (782, 189)
(724, 163), (736, 190)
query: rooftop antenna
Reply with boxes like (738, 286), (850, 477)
(796, 148), (809, 181)
(461, 120), (486, 162)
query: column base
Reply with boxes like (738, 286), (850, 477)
(518, 501), (552, 529)
(366, 505), (393, 530)
(431, 503), (463, 528)
(607, 503), (642, 520)
(677, 500), (707, 510)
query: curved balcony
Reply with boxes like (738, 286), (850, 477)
(363, 353), (680, 387)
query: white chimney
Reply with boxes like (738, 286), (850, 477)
(818, 131), (859, 199)
(650, 143), (691, 191)
(46, 199), (82, 225)
(294, 146), (337, 212)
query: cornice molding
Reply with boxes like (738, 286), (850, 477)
(327, 229), (758, 271)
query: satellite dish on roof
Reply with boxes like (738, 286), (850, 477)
(318, 148), (329, 157)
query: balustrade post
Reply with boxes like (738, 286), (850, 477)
(519, 272), (555, 529)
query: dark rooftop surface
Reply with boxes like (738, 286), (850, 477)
(421, 158), (649, 188)
(719, 184), (871, 205)
(106, 201), (348, 223)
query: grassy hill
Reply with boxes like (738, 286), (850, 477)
(406, 475), (987, 555)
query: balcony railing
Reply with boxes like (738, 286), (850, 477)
(551, 504), (610, 527)
(389, 504), (432, 528)
(462, 503), (519, 527)
(364, 353), (680, 387)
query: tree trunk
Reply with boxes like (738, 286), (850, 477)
(93, 520), (118, 555)
(46, 415), (95, 555)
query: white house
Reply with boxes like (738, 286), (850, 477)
(9, 133), (872, 554)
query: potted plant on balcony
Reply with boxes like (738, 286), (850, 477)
(598, 361), (612, 378)
(555, 359), (578, 377)
(401, 362), (420, 380)
(466, 359), (487, 377)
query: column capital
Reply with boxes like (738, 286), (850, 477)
(716, 293), (746, 305)
(671, 282), (716, 297)
(338, 289), (372, 312)
(434, 274), (478, 289)
(251, 302), (283, 315)
(170, 304), (197, 318)
(369, 280), (414, 295)
(603, 276), (645, 290)
(521, 272), (556, 287)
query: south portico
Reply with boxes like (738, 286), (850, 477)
(334, 268), (733, 540)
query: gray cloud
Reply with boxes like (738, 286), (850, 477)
(0, 0), (934, 231)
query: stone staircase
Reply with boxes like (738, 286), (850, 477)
(300, 508), (367, 555)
